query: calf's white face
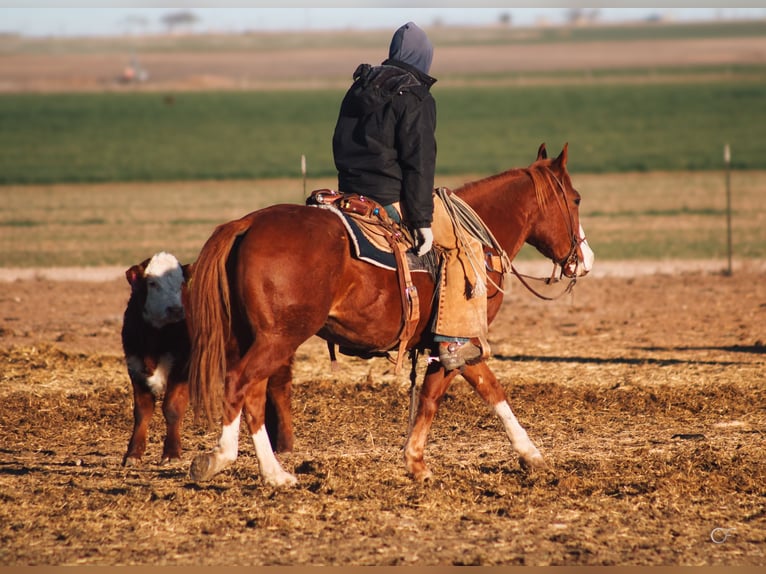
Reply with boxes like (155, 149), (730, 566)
(143, 252), (186, 328)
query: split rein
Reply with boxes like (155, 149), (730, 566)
(509, 263), (577, 301)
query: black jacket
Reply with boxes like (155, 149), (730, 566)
(332, 59), (437, 229)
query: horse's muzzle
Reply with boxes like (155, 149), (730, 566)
(562, 226), (594, 278)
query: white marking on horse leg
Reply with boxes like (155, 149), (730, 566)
(252, 425), (297, 487)
(494, 400), (545, 468)
(190, 412), (241, 481)
(214, 412), (241, 464)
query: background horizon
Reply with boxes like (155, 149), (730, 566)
(2, 7), (766, 38)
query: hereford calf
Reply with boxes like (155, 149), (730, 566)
(121, 252), (294, 466)
(121, 252), (191, 466)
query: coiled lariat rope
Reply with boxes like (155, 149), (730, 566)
(435, 186), (577, 301)
(435, 187), (512, 295)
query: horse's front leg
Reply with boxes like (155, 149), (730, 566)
(242, 377), (297, 487)
(461, 362), (546, 471)
(189, 370), (244, 482)
(404, 363), (460, 481)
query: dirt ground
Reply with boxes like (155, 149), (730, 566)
(0, 263), (764, 566)
(2, 34), (765, 92)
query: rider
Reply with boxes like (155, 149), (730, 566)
(332, 21), (489, 370)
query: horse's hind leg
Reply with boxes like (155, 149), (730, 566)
(460, 362), (546, 471)
(404, 363), (460, 481)
(159, 376), (189, 465)
(242, 378), (297, 487)
(189, 369), (244, 482)
(265, 358), (294, 453)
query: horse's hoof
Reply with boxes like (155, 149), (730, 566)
(189, 453), (218, 482)
(123, 456), (140, 467)
(265, 471), (298, 488)
(414, 468), (433, 482)
(159, 455), (181, 466)
(519, 452), (547, 472)
(407, 463), (433, 482)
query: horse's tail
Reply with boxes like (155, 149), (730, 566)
(188, 213), (254, 428)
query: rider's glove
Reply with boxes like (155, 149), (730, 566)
(413, 227), (434, 257)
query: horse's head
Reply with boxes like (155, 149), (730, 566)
(526, 143), (594, 279)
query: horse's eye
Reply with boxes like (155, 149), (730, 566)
(574, 197), (581, 206)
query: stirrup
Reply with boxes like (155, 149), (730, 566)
(438, 341), (482, 371)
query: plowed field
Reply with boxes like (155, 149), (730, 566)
(1, 266), (764, 565)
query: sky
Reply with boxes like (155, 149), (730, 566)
(2, 7), (765, 37)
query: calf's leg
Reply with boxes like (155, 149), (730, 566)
(123, 376), (155, 466)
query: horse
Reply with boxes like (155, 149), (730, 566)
(186, 143), (594, 485)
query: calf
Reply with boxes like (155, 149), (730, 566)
(121, 252), (294, 466)
(121, 252), (191, 466)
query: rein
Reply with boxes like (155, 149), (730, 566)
(510, 263), (577, 301)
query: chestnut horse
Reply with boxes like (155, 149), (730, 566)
(187, 143), (593, 485)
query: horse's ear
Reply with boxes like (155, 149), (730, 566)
(536, 143), (547, 161)
(554, 142), (569, 169)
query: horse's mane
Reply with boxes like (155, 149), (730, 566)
(455, 163), (557, 210)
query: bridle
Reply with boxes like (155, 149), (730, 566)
(509, 166), (585, 301)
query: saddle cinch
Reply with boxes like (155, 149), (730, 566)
(306, 189), (427, 374)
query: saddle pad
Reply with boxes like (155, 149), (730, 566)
(312, 204), (428, 273)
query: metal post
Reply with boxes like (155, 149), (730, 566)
(724, 143), (732, 276)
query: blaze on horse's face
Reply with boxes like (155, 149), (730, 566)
(530, 143), (594, 278)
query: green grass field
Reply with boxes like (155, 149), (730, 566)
(1, 21), (764, 267)
(1, 79), (764, 184)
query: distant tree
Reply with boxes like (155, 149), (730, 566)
(161, 11), (199, 34)
(498, 12), (512, 26)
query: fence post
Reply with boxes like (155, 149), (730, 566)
(724, 143), (732, 276)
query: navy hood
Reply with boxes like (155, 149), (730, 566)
(388, 22), (433, 76)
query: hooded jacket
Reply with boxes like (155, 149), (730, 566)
(332, 23), (437, 229)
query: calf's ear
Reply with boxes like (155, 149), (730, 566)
(125, 258), (150, 286)
(125, 265), (142, 286)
